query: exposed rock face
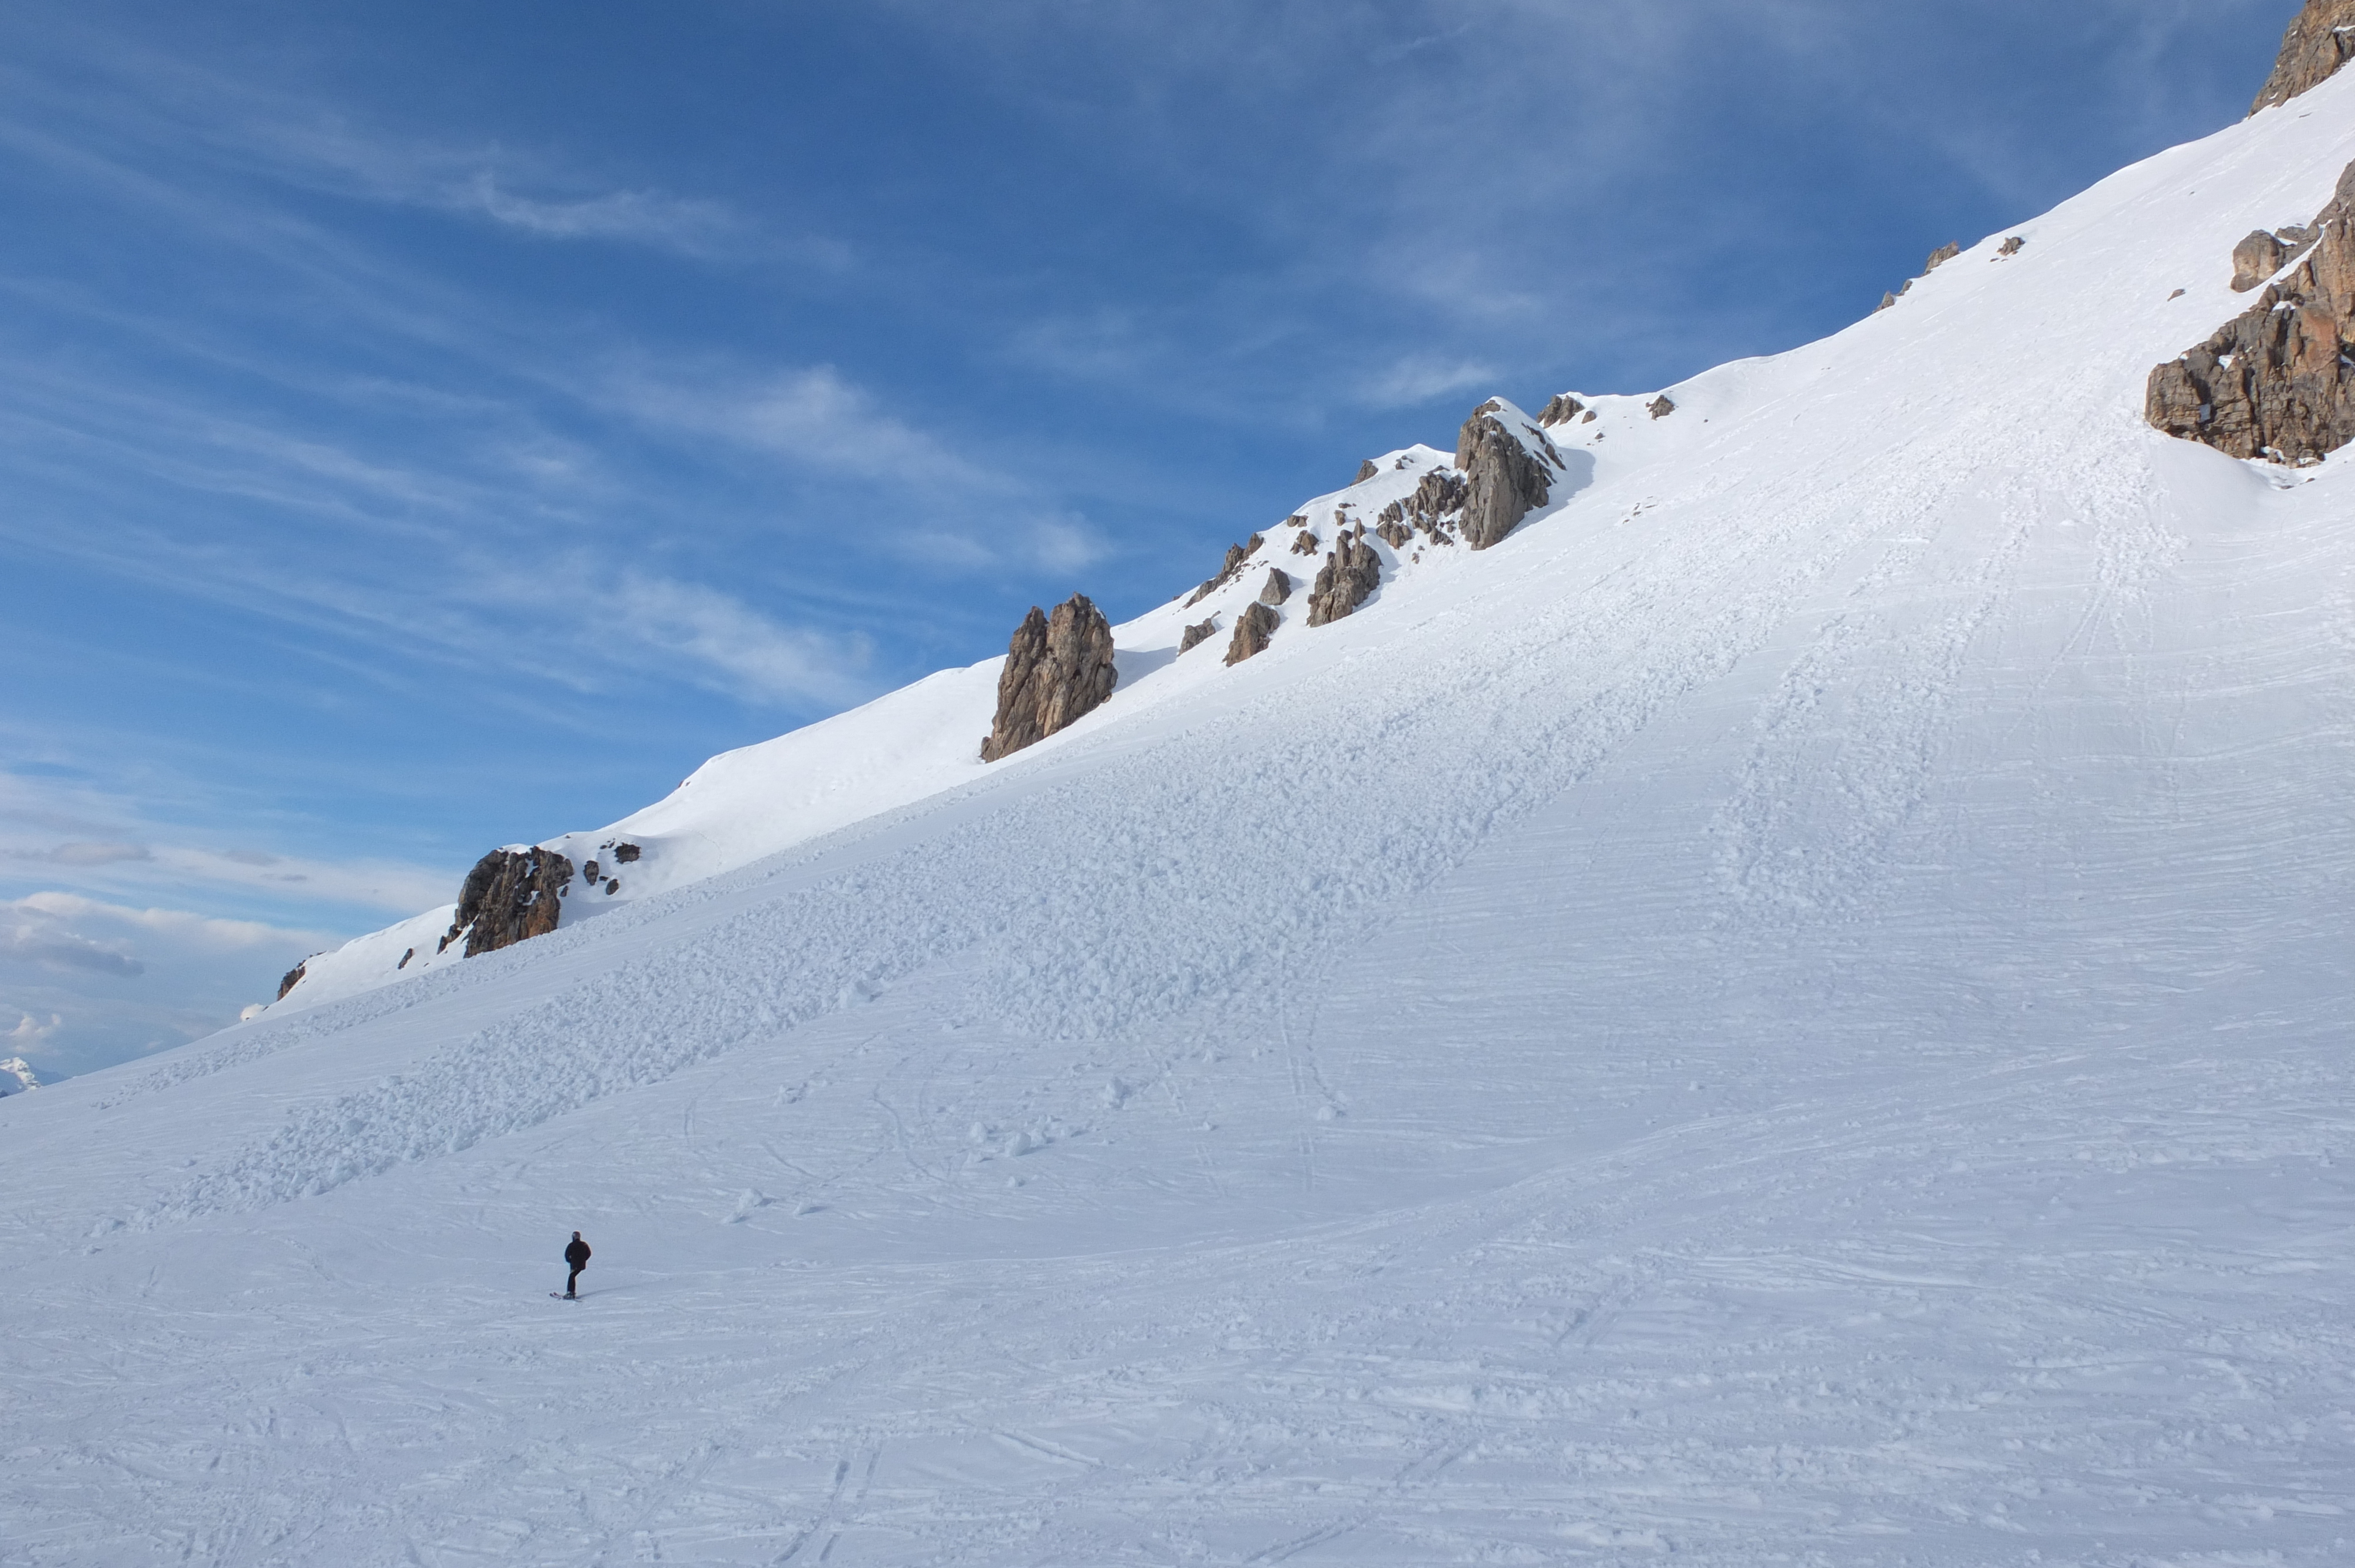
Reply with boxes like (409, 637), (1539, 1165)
(1379, 468), (1468, 543)
(1224, 601), (1279, 665)
(1998, 235), (2025, 257)
(1305, 529), (1382, 626)
(2253, 0), (2355, 113)
(979, 593), (1119, 762)
(1355, 459), (1381, 483)
(1648, 395), (1677, 419)
(2233, 230), (2290, 291)
(1289, 530), (1321, 556)
(2148, 157), (2355, 466)
(440, 847), (575, 958)
(1185, 534), (1264, 607)
(612, 842), (641, 863)
(277, 960), (309, 1000)
(1375, 520), (1414, 549)
(1924, 241), (1962, 271)
(1257, 567), (1291, 606)
(1454, 399), (1558, 551)
(1537, 393), (1587, 427)
(1179, 616), (1218, 654)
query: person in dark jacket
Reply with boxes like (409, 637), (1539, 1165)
(563, 1231), (591, 1298)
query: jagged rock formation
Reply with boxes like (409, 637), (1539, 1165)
(1355, 459), (1381, 483)
(1648, 396), (1677, 420)
(1378, 469), (1468, 545)
(1375, 519), (1414, 549)
(980, 594), (1119, 762)
(1257, 568), (1291, 606)
(1185, 534), (1264, 607)
(1289, 530), (1321, 556)
(1179, 616), (1218, 654)
(440, 847), (575, 958)
(1537, 393), (1588, 427)
(1224, 601), (1279, 665)
(2253, 0), (2355, 113)
(276, 960), (309, 999)
(1925, 241), (1962, 271)
(2148, 157), (2355, 466)
(1454, 400), (1558, 551)
(1998, 236), (2025, 257)
(1305, 529), (1382, 626)
(612, 843), (641, 863)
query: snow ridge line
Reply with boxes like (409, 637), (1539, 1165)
(126, 434), (1924, 1226)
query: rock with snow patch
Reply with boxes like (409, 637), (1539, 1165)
(1185, 534), (1265, 607)
(2148, 157), (2355, 465)
(440, 847), (576, 958)
(276, 960), (310, 1000)
(1290, 530), (1321, 556)
(1179, 617), (1219, 654)
(1223, 601), (1280, 665)
(2233, 230), (2291, 291)
(1355, 459), (1381, 483)
(980, 593), (1119, 762)
(1453, 399), (1557, 551)
(2251, 0), (2355, 114)
(1924, 241), (1962, 272)
(1305, 529), (1382, 626)
(1537, 393), (1587, 427)
(1257, 567), (1291, 606)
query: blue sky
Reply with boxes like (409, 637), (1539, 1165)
(0, 0), (2291, 1079)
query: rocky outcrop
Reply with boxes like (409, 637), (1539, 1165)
(1648, 395), (1677, 420)
(1179, 616), (1218, 654)
(1355, 459), (1381, 483)
(1289, 529), (1321, 556)
(1375, 519), (1414, 549)
(1224, 601), (1279, 665)
(1257, 567), (1291, 606)
(276, 960), (309, 1000)
(1924, 241), (1961, 272)
(2148, 157), (2355, 466)
(1305, 528), (1382, 626)
(1379, 469), (1468, 543)
(612, 842), (641, 863)
(1185, 534), (1265, 607)
(440, 847), (575, 958)
(980, 593), (1119, 761)
(1454, 399), (1559, 551)
(2253, 0), (2355, 113)
(1537, 393), (1590, 427)
(2233, 229), (2291, 291)
(1998, 235), (2025, 257)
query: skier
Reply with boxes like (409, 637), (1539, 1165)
(562, 1231), (591, 1298)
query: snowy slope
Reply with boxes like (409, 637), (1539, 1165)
(5, 69), (2355, 1568)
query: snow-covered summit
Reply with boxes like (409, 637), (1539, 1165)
(5, 24), (2354, 1563)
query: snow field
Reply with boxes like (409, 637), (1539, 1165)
(4, 67), (2355, 1567)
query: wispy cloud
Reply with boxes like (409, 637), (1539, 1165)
(601, 572), (875, 707)
(0, 772), (455, 920)
(0, 891), (332, 1081)
(606, 363), (1015, 494)
(1358, 354), (1499, 410)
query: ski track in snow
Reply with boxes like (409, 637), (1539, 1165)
(5, 68), (2355, 1568)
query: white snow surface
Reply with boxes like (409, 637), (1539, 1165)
(6, 82), (2355, 1567)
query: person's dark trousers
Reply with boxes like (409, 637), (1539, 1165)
(566, 1268), (583, 1297)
